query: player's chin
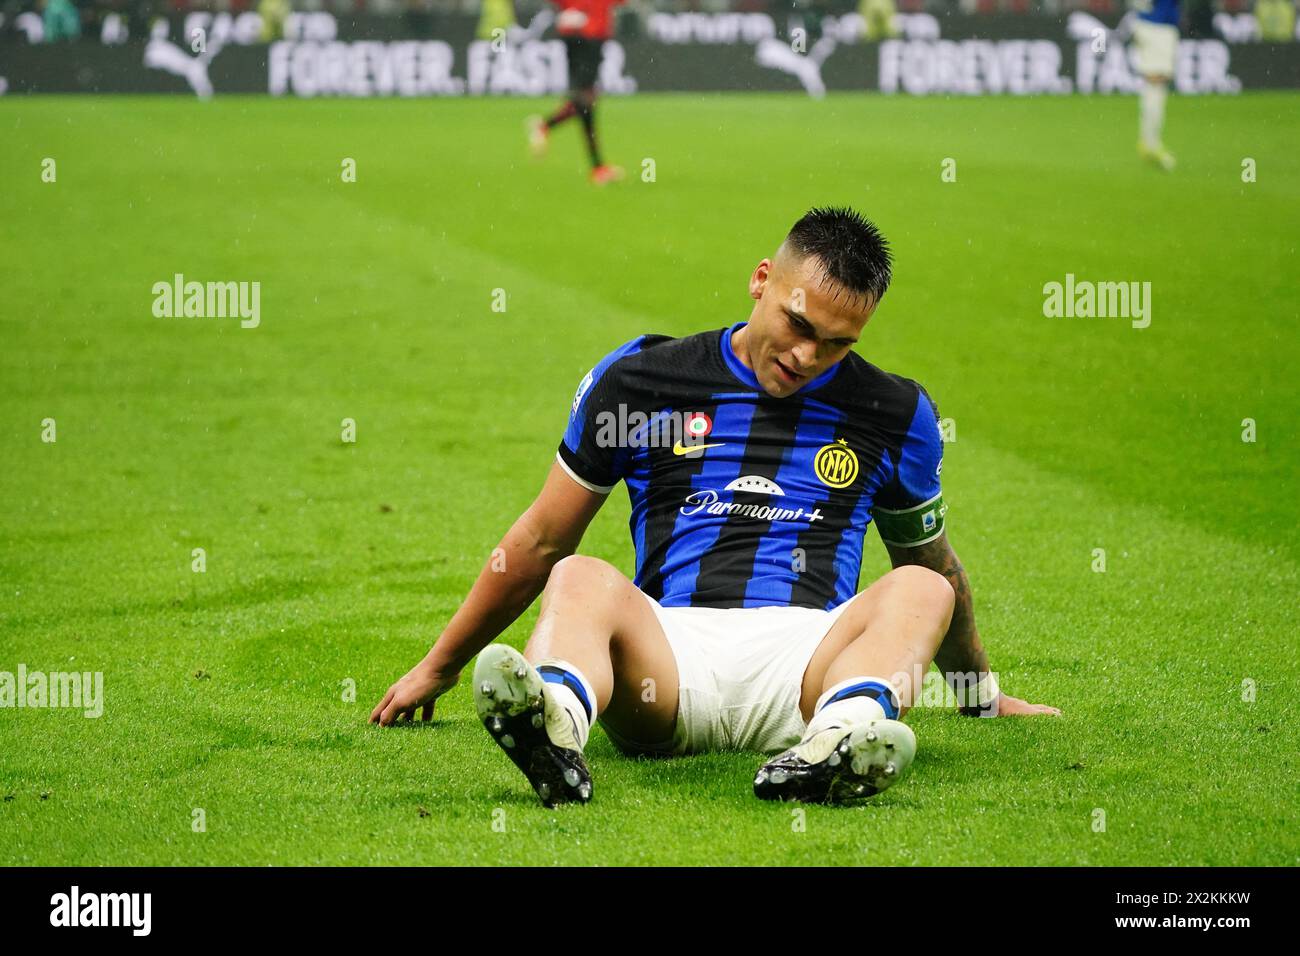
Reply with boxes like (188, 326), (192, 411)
(769, 360), (808, 394)
(759, 375), (799, 398)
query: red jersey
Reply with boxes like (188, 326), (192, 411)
(550, 0), (625, 41)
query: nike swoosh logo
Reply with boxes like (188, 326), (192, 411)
(672, 441), (726, 456)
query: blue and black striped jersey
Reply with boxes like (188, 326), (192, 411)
(557, 322), (945, 610)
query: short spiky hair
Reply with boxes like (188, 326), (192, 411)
(783, 206), (892, 309)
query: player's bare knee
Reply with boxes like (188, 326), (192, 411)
(887, 565), (955, 619)
(546, 554), (622, 597)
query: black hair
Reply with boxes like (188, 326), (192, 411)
(783, 206), (892, 309)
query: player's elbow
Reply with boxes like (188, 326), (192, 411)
(514, 507), (581, 565)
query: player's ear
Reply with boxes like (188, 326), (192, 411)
(749, 258), (772, 300)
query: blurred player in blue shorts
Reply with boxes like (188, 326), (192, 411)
(1131, 0), (1181, 170)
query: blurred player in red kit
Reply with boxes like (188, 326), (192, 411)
(528, 0), (626, 185)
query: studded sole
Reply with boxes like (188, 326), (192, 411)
(753, 719), (917, 805)
(472, 645), (592, 809)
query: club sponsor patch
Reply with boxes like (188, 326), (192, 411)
(571, 368), (595, 418)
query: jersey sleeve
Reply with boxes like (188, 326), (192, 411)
(872, 384), (947, 547)
(556, 337), (644, 494)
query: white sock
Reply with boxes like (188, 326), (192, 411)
(802, 675), (898, 741)
(1140, 80), (1166, 148)
(534, 658), (596, 749)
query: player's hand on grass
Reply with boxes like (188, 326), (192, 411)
(370, 663), (460, 726)
(993, 693), (1061, 717)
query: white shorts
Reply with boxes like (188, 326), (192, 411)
(600, 592), (857, 756)
(1132, 20), (1179, 78)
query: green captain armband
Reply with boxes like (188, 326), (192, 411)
(874, 493), (948, 547)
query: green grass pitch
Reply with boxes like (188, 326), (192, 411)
(1, 92), (1297, 866)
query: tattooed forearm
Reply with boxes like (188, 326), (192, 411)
(885, 533), (990, 677)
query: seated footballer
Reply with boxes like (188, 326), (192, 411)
(372, 206), (1060, 806)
